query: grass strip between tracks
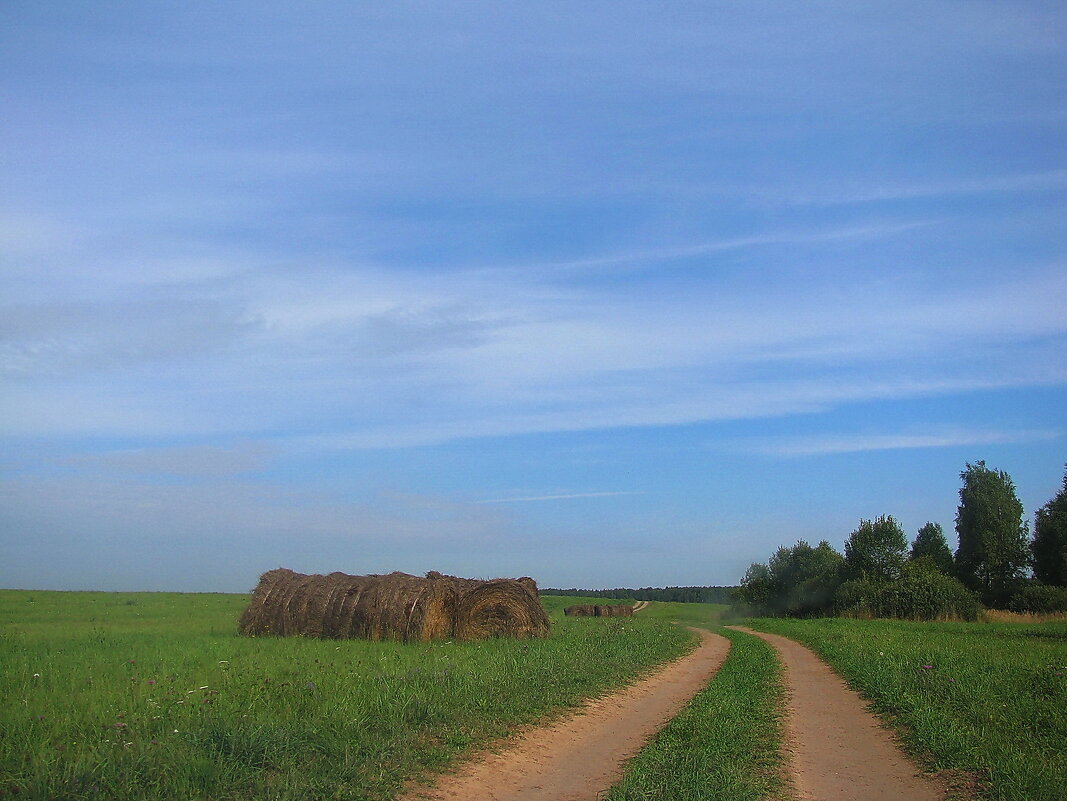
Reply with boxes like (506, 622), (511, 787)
(606, 627), (787, 801)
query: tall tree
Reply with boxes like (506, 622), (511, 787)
(738, 540), (843, 617)
(844, 515), (907, 581)
(909, 522), (953, 574)
(954, 461), (1030, 604)
(1033, 465), (1067, 586)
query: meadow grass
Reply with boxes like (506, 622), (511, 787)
(1, 590), (692, 801)
(629, 600), (727, 629)
(747, 616), (1067, 801)
(606, 626), (786, 801)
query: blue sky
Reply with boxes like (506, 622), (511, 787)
(2, 1), (1065, 592)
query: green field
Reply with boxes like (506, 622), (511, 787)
(0, 590), (691, 801)
(746, 617), (1067, 801)
(7, 590), (1063, 801)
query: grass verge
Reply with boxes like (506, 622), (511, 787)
(606, 627), (786, 801)
(746, 617), (1067, 801)
(1, 589), (692, 801)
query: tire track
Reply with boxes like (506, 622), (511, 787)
(731, 626), (945, 801)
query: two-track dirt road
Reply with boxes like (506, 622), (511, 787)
(403, 625), (946, 801)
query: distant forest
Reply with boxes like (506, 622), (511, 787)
(541, 585), (737, 604)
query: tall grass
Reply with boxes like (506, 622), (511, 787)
(748, 617), (1067, 801)
(1, 590), (692, 801)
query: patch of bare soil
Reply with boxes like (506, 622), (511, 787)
(400, 628), (730, 801)
(733, 626), (946, 801)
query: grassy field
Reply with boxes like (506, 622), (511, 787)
(747, 617), (1067, 801)
(0, 590), (692, 801)
(627, 600), (728, 629)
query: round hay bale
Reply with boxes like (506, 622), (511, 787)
(239, 568), (548, 642)
(453, 578), (551, 641)
(565, 604), (597, 617)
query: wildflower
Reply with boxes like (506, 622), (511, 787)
(173, 729), (179, 734)
(146, 680), (155, 685)
(921, 665), (934, 670)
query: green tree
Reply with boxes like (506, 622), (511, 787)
(736, 562), (773, 612)
(1033, 465), (1067, 586)
(954, 461), (1030, 605)
(843, 515), (907, 581)
(737, 540), (843, 617)
(909, 522), (953, 574)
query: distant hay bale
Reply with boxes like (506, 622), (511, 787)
(594, 604), (635, 617)
(564, 604), (596, 617)
(238, 568), (549, 642)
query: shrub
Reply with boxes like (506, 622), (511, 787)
(835, 566), (982, 621)
(1008, 584), (1067, 614)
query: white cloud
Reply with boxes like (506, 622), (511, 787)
(77, 442), (274, 477)
(737, 427), (1063, 458)
(3, 250), (1065, 446)
(476, 491), (641, 504)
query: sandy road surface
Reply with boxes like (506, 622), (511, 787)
(400, 627), (730, 801)
(732, 626), (944, 801)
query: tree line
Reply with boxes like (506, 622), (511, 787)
(541, 585), (736, 604)
(735, 461), (1067, 620)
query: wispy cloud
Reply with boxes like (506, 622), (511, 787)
(761, 169), (1067, 207)
(75, 442), (274, 477)
(739, 428), (1063, 458)
(476, 491), (641, 504)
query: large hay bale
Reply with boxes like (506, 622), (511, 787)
(238, 568), (548, 642)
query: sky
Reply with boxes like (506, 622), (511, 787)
(2, 1), (1066, 593)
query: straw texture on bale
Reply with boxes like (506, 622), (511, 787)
(238, 568), (550, 642)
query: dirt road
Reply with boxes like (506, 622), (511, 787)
(733, 626), (945, 801)
(400, 627), (730, 801)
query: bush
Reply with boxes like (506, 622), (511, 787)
(1008, 584), (1067, 614)
(835, 566), (982, 621)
